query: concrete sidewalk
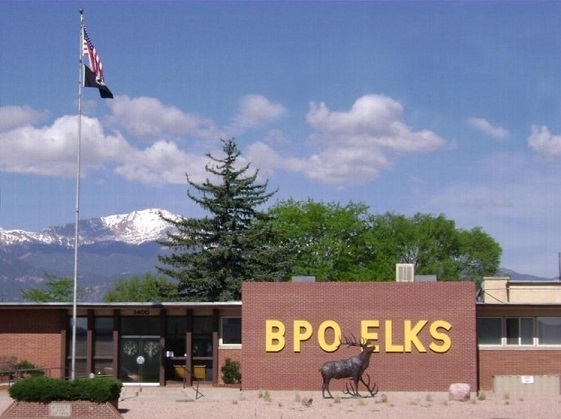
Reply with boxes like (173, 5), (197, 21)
(119, 384), (242, 403)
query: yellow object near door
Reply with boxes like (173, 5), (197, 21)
(174, 365), (186, 379)
(194, 365), (206, 380)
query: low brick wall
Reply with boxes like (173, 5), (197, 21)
(479, 349), (561, 391)
(1, 400), (121, 418)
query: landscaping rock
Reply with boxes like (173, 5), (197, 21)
(448, 383), (471, 401)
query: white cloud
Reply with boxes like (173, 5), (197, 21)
(528, 125), (561, 156)
(291, 94), (447, 184)
(0, 95), (449, 189)
(0, 106), (47, 132)
(106, 95), (226, 141)
(466, 117), (509, 139)
(227, 94), (286, 135)
(114, 141), (211, 185)
(243, 141), (284, 179)
(263, 129), (290, 145)
(0, 114), (128, 177)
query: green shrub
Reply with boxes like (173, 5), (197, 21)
(13, 360), (45, 378)
(9, 376), (123, 403)
(221, 358), (241, 384)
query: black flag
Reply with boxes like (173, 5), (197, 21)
(84, 64), (113, 99)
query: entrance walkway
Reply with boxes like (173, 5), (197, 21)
(120, 384), (240, 403)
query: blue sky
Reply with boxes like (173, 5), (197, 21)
(2, 1), (561, 278)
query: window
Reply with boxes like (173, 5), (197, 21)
(94, 317), (114, 358)
(505, 318), (533, 345)
(121, 316), (160, 335)
(66, 316), (87, 379)
(166, 316), (187, 358)
(478, 316), (561, 347)
(477, 317), (502, 345)
(537, 317), (561, 345)
(67, 316), (88, 357)
(220, 317), (241, 346)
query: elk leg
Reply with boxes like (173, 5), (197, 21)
(322, 379), (333, 399)
(354, 376), (361, 397)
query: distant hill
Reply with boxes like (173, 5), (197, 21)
(497, 268), (553, 282)
(0, 209), (178, 302)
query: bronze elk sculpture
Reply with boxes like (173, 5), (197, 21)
(319, 334), (378, 399)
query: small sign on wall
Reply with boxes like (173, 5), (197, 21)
(49, 403), (72, 417)
(521, 376), (534, 384)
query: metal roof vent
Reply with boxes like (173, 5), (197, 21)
(396, 264), (415, 282)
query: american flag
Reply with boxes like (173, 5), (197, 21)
(82, 25), (105, 84)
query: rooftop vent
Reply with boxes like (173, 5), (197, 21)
(291, 276), (316, 283)
(396, 264), (415, 282)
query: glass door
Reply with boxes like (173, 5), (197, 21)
(120, 336), (160, 384)
(192, 317), (213, 381)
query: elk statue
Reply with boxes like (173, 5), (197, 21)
(319, 334), (378, 399)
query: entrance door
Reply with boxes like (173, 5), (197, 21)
(193, 316), (213, 381)
(120, 336), (160, 384)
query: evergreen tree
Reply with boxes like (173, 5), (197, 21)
(158, 138), (287, 301)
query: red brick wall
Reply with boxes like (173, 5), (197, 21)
(242, 282), (476, 392)
(479, 350), (561, 390)
(0, 309), (64, 377)
(2, 401), (121, 419)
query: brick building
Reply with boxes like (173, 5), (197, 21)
(477, 277), (561, 392)
(0, 279), (560, 393)
(0, 302), (242, 387)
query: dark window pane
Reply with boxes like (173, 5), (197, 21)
(193, 317), (213, 334)
(222, 317), (241, 345)
(68, 317), (88, 357)
(94, 317), (114, 358)
(506, 318), (519, 345)
(93, 359), (114, 377)
(520, 318), (534, 345)
(537, 317), (561, 345)
(166, 317), (187, 335)
(477, 318), (501, 345)
(121, 317), (160, 335)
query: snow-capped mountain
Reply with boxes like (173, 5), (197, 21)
(0, 209), (180, 302)
(0, 208), (179, 248)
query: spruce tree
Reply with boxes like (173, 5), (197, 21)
(158, 138), (288, 301)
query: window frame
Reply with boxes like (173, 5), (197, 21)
(477, 316), (561, 348)
(505, 317), (534, 346)
(219, 316), (242, 348)
(477, 317), (503, 346)
(536, 316), (561, 346)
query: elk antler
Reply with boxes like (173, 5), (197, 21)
(342, 334), (361, 347)
(343, 334), (372, 348)
(359, 374), (379, 397)
(342, 374), (379, 398)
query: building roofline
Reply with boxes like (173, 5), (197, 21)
(476, 302), (561, 308)
(0, 301), (242, 309)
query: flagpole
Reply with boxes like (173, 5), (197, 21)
(71, 8), (85, 382)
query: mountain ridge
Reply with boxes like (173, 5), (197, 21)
(0, 208), (178, 248)
(0, 209), (179, 302)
